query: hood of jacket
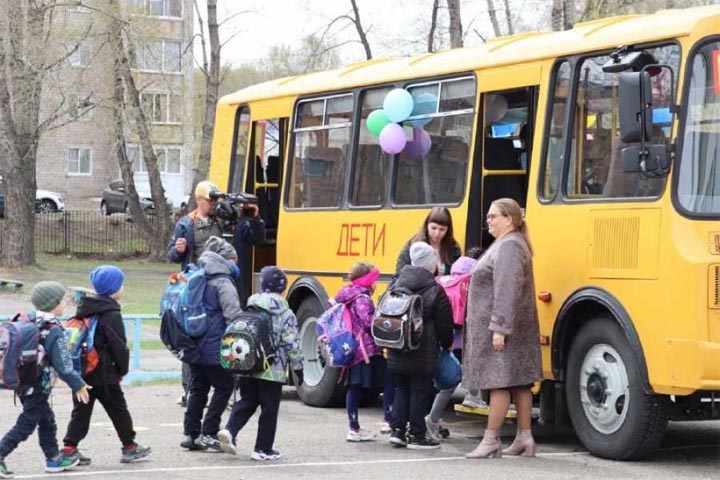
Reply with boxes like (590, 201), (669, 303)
(247, 292), (290, 316)
(75, 295), (121, 318)
(335, 284), (371, 304)
(394, 264), (437, 292)
(198, 250), (234, 277)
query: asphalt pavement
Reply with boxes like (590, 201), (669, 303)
(0, 384), (718, 480)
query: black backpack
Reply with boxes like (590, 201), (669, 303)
(159, 309), (202, 364)
(220, 307), (277, 374)
(372, 287), (425, 351)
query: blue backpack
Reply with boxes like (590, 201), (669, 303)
(316, 301), (369, 368)
(159, 265), (208, 362)
(0, 313), (42, 391)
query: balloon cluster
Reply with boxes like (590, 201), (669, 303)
(366, 88), (437, 157)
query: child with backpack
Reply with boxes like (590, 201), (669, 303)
(332, 262), (386, 442)
(217, 266), (303, 461)
(383, 242), (454, 450)
(180, 237), (238, 451)
(425, 255), (477, 441)
(0, 281), (90, 478)
(61, 266), (151, 465)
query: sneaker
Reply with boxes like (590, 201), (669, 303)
(217, 430), (236, 455)
(251, 449), (281, 461)
(198, 434), (222, 451)
(462, 393), (488, 409)
(45, 453), (79, 473)
(424, 415), (442, 442)
(0, 459), (14, 479)
(63, 448), (91, 466)
(180, 435), (207, 451)
(120, 443), (152, 463)
(380, 421), (392, 434)
(346, 428), (376, 442)
(388, 429), (407, 447)
(406, 434), (441, 450)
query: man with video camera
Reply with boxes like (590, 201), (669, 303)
(167, 180), (266, 408)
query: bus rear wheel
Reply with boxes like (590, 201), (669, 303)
(294, 296), (345, 407)
(565, 316), (668, 460)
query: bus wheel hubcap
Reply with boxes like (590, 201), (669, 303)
(579, 344), (629, 434)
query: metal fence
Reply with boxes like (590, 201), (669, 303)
(0, 211), (156, 255)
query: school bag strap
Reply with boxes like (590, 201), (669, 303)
(341, 304), (370, 365)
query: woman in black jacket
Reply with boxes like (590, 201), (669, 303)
(387, 242), (454, 450)
(395, 207), (461, 276)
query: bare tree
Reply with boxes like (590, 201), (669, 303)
(349, 0), (372, 60)
(188, 0), (220, 209)
(502, 0), (514, 35)
(427, 0), (441, 52)
(107, 0), (173, 260)
(485, 0), (503, 37)
(447, 0), (464, 48)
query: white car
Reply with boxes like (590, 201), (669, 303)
(36, 189), (65, 213)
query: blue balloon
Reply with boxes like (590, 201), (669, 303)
(383, 89), (414, 123)
(408, 92), (437, 127)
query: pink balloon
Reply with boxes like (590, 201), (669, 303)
(379, 123), (407, 155)
(403, 128), (432, 158)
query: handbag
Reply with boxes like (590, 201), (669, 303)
(434, 349), (462, 390)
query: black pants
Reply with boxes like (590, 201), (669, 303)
(225, 377), (282, 452)
(184, 364), (234, 439)
(181, 363), (191, 396)
(0, 392), (58, 460)
(391, 373), (434, 438)
(64, 384), (136, 447)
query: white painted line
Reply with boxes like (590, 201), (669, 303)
(155, 423), (184, 427)
(13, 452), (590, 479)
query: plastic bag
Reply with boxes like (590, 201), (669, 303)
(434, 349), (462, 390)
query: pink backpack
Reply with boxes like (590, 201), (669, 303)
(436, 274), (471, 326)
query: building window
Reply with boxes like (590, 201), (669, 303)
(67, 148), (92, 175)
(66, 42), (91, 68)
(140, 92), (181, 124)
(127, 144), (182, 174)
(67, 93), (93, 121)
(132, 40), (182, 73)
(130, 0), (182, 18)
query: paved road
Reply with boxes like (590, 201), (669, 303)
(0, 384), (717, 479)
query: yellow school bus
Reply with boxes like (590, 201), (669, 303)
(208, 6), (720, 460)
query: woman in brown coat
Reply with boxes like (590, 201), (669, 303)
(462, 198), (542, 458)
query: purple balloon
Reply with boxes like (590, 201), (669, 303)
(379, 123), (407, 155)
(403, 128), (432, 158)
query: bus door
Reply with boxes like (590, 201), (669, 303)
(470, 84), (539, 248)
(243, 117), (287, 296)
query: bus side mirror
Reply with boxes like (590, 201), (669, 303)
(619, 71), (652, 143)
(621, 145), (670, 174)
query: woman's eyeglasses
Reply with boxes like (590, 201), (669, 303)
(486, 213), (503, 221)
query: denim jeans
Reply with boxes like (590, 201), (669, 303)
(391, 374), (434, 437)
(0, 392), (58, 460)
(225, 377), (282, 452)
(184, 364), (234, 438)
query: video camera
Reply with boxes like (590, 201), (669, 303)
(209, 190), (259, 225)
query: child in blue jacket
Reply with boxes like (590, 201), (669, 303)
(0, 281), (90, 479)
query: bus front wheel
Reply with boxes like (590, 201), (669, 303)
(294, 296), (345, 407)
(565, 317), (668, 460)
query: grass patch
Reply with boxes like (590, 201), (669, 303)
(0, 253), (178, 314)
(128, 339), (166, 351)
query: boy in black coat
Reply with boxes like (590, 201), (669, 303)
(387, 242), (454, 450)
(61, 266), (151, 464)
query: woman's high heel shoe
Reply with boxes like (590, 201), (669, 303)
(502, 429), (536, 457)
(465, 429), (502, 458)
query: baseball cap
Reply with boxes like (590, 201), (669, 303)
(195, 181), (219, 200)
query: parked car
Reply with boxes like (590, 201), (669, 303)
(100, 180), (154, 215)
(0, 175), (56, 217)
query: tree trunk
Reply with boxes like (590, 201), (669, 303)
(485, 0), (503, 37)
(189, 0), (220, 209)
(502, 0), (514, 35)
(350, 0), (373, 60)
(0, 1), (47, 268)
(428, 0), (440, 52)
(447, 0), (464, 48)
(108, 0), (173, 260)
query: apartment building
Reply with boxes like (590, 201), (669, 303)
(36, 0), (194, 210)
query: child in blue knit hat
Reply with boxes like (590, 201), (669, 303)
(61, 265), (152, 465)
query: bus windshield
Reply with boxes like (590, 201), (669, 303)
(677, 40), (720, 216)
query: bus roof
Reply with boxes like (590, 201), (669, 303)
(221, 5), (720, 106)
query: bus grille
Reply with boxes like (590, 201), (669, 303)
(710, 233), (720, 255)
(709, 265), (720, 309)
(592, 217), (640, 270)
